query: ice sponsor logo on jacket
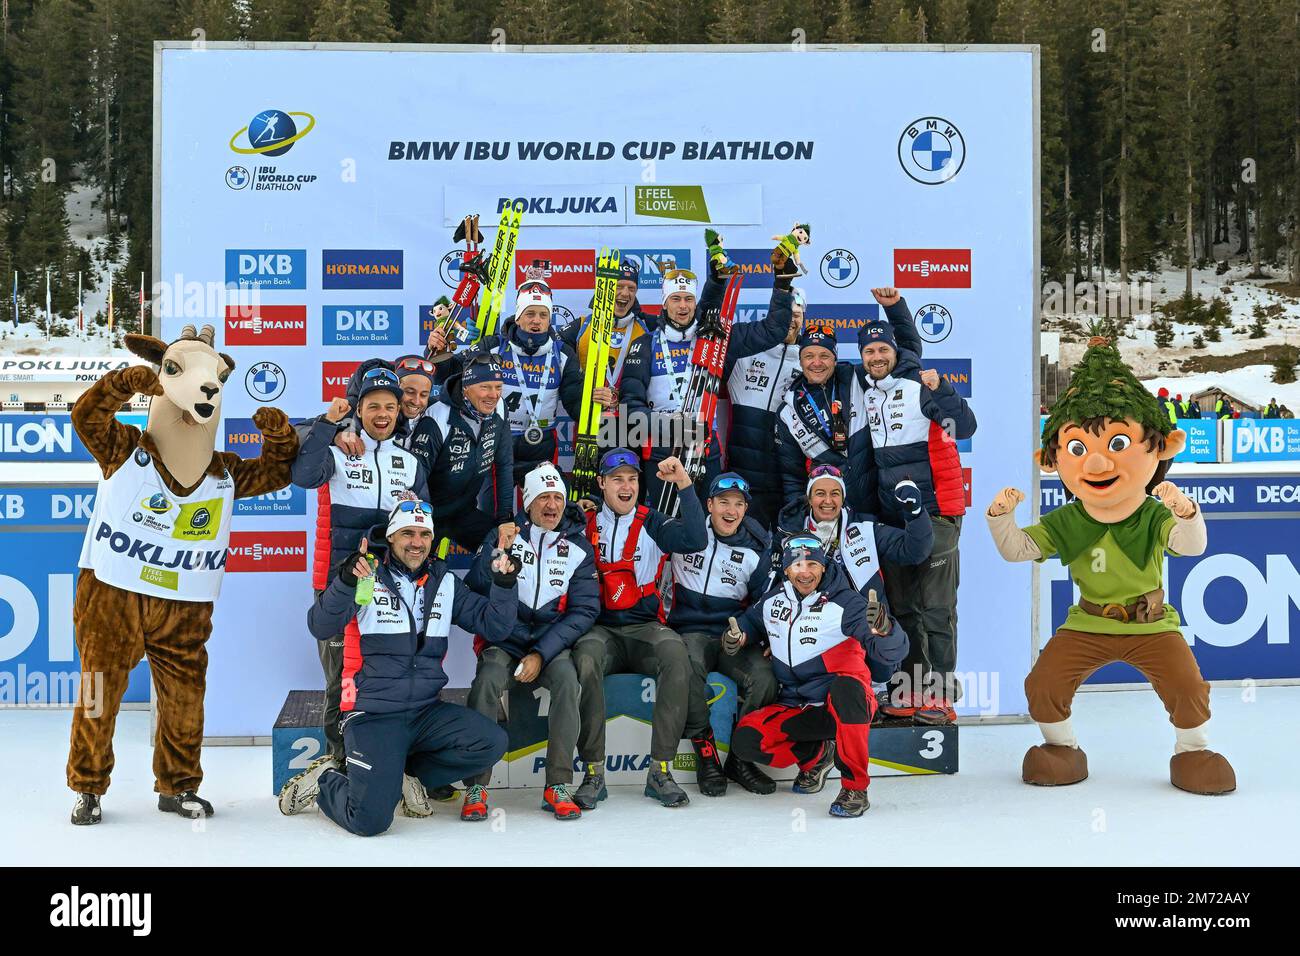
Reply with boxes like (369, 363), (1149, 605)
(227, 531), (307, 572)
(897, 117), (966, 185)
(323, 306), (403, 346)
(893, 249), (972, 289)
(224, 249), (306, 289)
(321, 250), (404, 290)
(223, 304), (307, 346)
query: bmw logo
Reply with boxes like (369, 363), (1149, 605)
(552, 304), (576, 330)
(915, 303), (953, 344)
(440, 250), (466, 288)
(898, 117), (966, 185)
(225, 166), (251, 190)
(246, 361), (286, 402)
(229, 109), (316, 157)
(820, 249), (859, 289)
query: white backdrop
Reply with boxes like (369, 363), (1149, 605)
(154, 43), (1039, 736)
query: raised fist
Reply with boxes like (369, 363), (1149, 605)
(325, 397), (352, 424)
(657, 455), (691, 490)
(252, 406), (290, 435)
(920, 369), (941, 391)
(1152, 481), (1195, 519)
(119, 364), (163, 397)
(870, 287), (901, 307)
(987, 487), (1025, 517)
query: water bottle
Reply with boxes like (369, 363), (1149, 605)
(354, 555), (376, 606)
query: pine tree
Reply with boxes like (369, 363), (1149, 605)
(402, 0), (479, 42)
(1272, 347), (1298, 384)
(1192, 332), (1205, 348)
(310, 0), (397, 43)
(248, 0), (317, 40)
(1249, 304), (1268, 338)
(1153, 316), (1174, 348)
(173, 0), (244, 41)
(826, 0), (866, 42)
(931, 0), (970, 42)
(9, 0), (92, 180)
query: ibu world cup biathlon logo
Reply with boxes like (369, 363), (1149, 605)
(898, 117), (965, 185)
(229, 109), (316, 157)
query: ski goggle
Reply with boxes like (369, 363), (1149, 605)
(598, 448), (641, 475)
(395, 356), (436, 374)
(708, 474), (751, 501)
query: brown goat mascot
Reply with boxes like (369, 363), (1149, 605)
(67, 323), (298, 825)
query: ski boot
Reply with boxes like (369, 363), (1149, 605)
(691, 732), (728, 797)
(645, 760), (690, 807)
(792, 740), (837, 794)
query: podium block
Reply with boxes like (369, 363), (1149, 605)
(271, 691), (328, 795)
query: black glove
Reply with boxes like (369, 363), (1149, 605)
(894, 479), (923, 517)
(772, 256), (798, 292)
(336, 550), (366, 587)
(866, 588), (888, 634)
(491, 550), (522, 588)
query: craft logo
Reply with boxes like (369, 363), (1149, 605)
(728, 249), (776, 288)
(915, 303), (953, 344)
(894, 249), (972, 289)
(322, 361), (360, 401)
(227, 531), (307, 572)
(898, 117), (966, 185)
(926, 358), (972, 397)
(225, 249), (306, 289)
(323, 306), (403, 346)
(514, 250), (594, 290)
(224, 304), (307, 346)
(229, 110), (316, 158)
(622, 249), (691, 291)
(633, 185), (709, 223)
(227, 110), (320, 192)
(245, 361), (286, 402)
(820, 248), (859, 289)
(322, 250), (404, 290)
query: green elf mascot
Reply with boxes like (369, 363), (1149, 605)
(985, 334), (1235, 795)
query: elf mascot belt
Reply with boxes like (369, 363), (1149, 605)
(66, 324), (299, 824)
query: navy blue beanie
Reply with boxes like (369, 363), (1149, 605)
(798, 323), (837, 355)
(618, 260), (639, 285)
(460, 352), (503, 387)
(781, 534), (829, 571)
(859, 319), (897, 353)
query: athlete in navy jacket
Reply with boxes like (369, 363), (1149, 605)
(277, 501), (520, 837)
(668, 472), (777, 796)
(728, 535), (907, 818)
(461, 464), (599, 822)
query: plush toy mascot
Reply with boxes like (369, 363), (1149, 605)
(67, 324), (299, 824)
(985, 334), (1235, 795)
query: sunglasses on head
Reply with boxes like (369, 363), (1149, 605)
(809, 464), (844, 480)
(600, 449), (640, 473)
(394, 500), (434, 516)
(362, 367), (400, 385)
(663, 268), (697, 282)
(396, 356), (435, 374)
(712, 475), (750, 494)
(784, 534), (822, 552)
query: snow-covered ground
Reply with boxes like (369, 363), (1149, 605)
(1052, 264), (1300, 412)
(3, 686), (1295, 866)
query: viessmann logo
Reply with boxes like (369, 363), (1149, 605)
(227, 531), (307, 572)
(513, 250), (594, 290)
(322, 361), (360, 401)
(223, 304), (307, 346)
(893, 249), (972, 288)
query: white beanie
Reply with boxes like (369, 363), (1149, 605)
(516, 280), (553, 317)
(806, 469), (846, 499)
(386, 500), (435, 538)
(661, 268), (698, 303)
(523, 463), (566, 510)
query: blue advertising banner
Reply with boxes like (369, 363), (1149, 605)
(0, 413), (147, 463)
(1226, 418), (1300, 462)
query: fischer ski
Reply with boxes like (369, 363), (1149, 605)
(656, 272), (745, 516)
(475, 203), (523, 344)
(570, 248), (621, 501)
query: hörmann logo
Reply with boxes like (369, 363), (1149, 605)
(227, 531), (307, 572)
(893, 249), (972, 289)
(224, 304), (307, 346)
(321, 250), (404, 290)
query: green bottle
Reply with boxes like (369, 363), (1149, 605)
(354, 555), (376, 606)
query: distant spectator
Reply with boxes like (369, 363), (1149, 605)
(1214, 395), (1233, 419)
(1264, 398), (1281, 419)
(1157, 387), (1177, 425)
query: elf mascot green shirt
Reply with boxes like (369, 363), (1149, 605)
(985, 335), (1235, 795)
